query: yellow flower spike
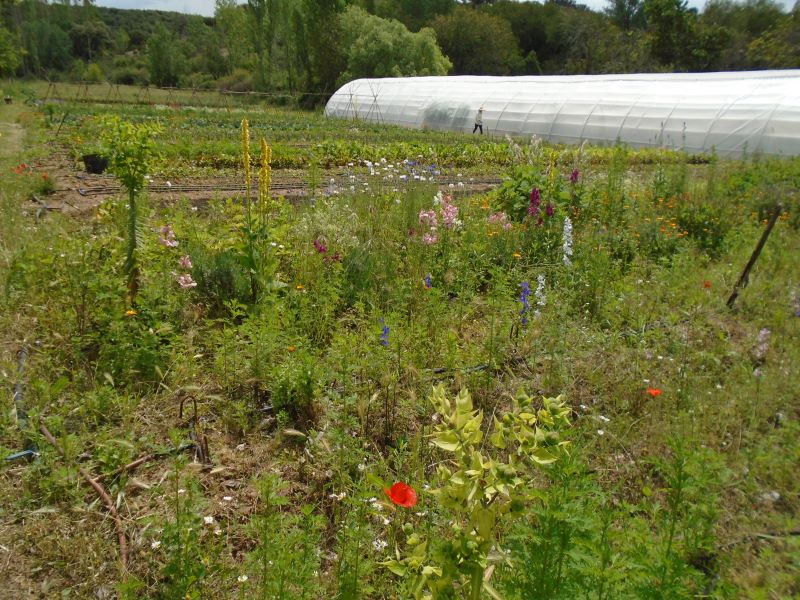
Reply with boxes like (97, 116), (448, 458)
(258, 137), (272, 209)
(241, 118), (251, 199)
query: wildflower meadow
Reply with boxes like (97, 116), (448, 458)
(0, 87), (799, 599)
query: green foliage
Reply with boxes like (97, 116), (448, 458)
(0, 25), (22, 76)
(98, 115), (162, 296)
(338, 6), (451, 84)
(431, 6), (523, 75)
(676, 200), (729, 255)
(154, 454), (221, 600)
(383, 386), (571, 599)
(244, 474), (324, 600)
(147, 25), (187, 87)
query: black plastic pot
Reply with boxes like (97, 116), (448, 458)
(82, 153), (109, 174)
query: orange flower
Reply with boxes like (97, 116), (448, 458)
(703, 280), (711, 289)
(125, 309), (137, 317)
(296, 284), (304, 290)
(646, 387), (662, 397)
(512, 252), (522, 259)
(287, 345), (297, 353)
(384, 482), (417, 508)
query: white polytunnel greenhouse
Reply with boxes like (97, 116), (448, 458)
(324, 71), (800, 157)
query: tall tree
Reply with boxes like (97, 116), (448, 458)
(0, 25), (21, 76)
(147, 24), (186, 86)
(605, 0), (646, 30)
(643, 0), (697, 68)
(301, 0), (346, 94)
(214, 0), (253, 75)
(431, 6), (523, 74)
(246, 0), (278, 90)
(338, 6), (451, 83)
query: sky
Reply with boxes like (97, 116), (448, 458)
(92, 0), (795, 17)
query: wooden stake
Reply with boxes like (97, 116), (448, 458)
(727, 203), (783, 309)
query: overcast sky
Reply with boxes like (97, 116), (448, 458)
(93, 0), (795, 17)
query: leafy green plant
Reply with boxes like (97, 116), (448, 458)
(383, 386), (571, 599)
(99, 116), (162, 304)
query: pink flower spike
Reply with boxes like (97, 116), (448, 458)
(178, 255), (193, 270)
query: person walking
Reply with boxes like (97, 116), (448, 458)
(473, 107), (484, 134)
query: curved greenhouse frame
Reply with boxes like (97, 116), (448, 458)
(325, 71), (800, 157)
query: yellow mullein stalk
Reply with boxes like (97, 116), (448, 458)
(241, 118), (251, 200)
(258, 137), (272, 212)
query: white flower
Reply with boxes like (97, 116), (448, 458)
(237, 574), (248, 583)
(204, 515), (215, 525)
(598, 415), (610, 423)
(151, 540), (161, 550)
(177, 488), (186, 495)
(223, 496), (234, 502)
(597, 429), (605, 436)
(562, 216), (573, 266)
(372, 538), (388, 552)
(534, 274), (546, 316)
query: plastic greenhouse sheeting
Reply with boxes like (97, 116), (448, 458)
(325, 72), (800, 157)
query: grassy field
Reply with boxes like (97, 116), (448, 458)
(0, 85), (798, 600)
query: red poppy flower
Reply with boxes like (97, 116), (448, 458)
(646, 387), (662, 397)
(384, 482), (417, 508)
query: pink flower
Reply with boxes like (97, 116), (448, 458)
(159, 225), (179, 248)
(441, 200), (459, 229)
(178, 255), (193, 270)
(422, 232), (438, 245)
(419, 209), (438, 227)
(177, 273), (197, 289)
(570, 169), (580, 184)
(313, 238), (328, 254)
(528, 188), (541, 217)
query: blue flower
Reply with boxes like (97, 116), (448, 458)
(380, 318), (390, 347)
(519, 282), (531, 325)
(424, 274), (433, 289)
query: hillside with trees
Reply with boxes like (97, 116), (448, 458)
(0, 0), (798, 102)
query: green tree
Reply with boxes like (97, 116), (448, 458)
(338, 6), (451, 84)
(246, 0), (278, 91)
(643, 0), (697, 68)
(20, 19), (73, 75)
(301, 0), (346, 94)
(0, 25), (21, 77)
(374, 0), (456, 31)
(69, 19), (111, 61)
(747, 10), (800, 67)
(605, 0), (646, 30)
(214, 0), (253, 74)
(431, 5), (522, 74)
(147, 24), (186, 86)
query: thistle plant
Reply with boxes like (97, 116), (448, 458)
(99, 116), (162, 305)
(383, 386), (571, 600)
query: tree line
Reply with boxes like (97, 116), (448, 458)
(0, 0), (798, 104)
